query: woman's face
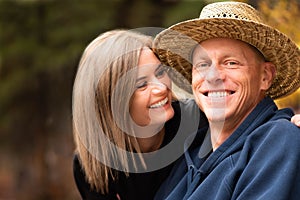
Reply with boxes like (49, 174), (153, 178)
(130, 48), (174, 127)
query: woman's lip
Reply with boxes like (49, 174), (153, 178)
(149, 97), (168, 108)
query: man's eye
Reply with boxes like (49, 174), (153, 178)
(225, 61), (239, 68)
(200, 63), (210, 67)
(227, 61), (237, 65)
(194, 62), (210, 70)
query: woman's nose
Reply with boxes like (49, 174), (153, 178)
(149, 81), (167, 94)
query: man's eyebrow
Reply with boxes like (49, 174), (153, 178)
(193, 54), (211, 62)
(192, 50), (210, 60)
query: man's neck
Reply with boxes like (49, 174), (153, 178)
(209, 121), (240, 151)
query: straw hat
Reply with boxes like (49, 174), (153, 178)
(153, 1), (300, 99)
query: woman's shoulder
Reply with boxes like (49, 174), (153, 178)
(73, 154), (120, 199)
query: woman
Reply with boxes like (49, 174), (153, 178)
(72, 29), (205, 200)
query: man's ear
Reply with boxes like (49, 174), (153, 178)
(261, 62), (276, 91)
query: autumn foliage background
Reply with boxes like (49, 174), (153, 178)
(0, 0), (299, 199)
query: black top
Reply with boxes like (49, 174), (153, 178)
(73, 100), (208, 200)
(74, 155), (175, 200)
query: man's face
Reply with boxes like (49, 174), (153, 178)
(192, 38), (274, 127)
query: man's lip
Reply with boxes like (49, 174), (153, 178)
(202, 90), (235, 97)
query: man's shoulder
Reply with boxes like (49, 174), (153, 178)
(252, 103), (298, 135)
(249, 111), (300, 149)
(266, 116), (300, 137)
(267, 107), (299, 134)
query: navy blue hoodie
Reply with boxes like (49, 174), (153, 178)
(155, 97), (300, 200)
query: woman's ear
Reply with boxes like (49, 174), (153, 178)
(261, 62), (276, 91)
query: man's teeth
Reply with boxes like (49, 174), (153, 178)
(150, 97), (168, 108)
(208, 91), (231, 98)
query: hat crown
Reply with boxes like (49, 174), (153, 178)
(200, 2), (263, 23)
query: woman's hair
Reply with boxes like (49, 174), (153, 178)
(72, 29), (153, 194)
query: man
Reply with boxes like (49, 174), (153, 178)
(153, 1), (300, 199)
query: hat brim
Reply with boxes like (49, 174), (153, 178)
(154, 18), (300, 99)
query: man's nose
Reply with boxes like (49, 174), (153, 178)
(205, 64), (225, 84)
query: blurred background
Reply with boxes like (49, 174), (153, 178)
(0, 0), (299, 199)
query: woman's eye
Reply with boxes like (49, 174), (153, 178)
(135, 81), (148, 89)
(155, 65), (168, 78)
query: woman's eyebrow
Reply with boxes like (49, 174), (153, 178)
(154, 63), (164, 71)
(136, 63), (162, 82)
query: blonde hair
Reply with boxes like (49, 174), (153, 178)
(72, 30), (153, 194)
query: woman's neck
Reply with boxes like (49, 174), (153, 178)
(136, 127), (165, 153)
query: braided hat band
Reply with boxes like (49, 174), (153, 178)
(154, 1), (300, 99)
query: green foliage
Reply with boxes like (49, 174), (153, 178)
(258, 0), (300, 111)
(259, 0), (300, 45)
(163, 0), (206, 26)
(0, 0), (118, 118)
(0, 1), (121, 199)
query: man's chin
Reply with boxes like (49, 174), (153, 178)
(205, 108), (226, 122)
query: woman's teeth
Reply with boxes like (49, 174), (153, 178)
(150, 97), (168, 108)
